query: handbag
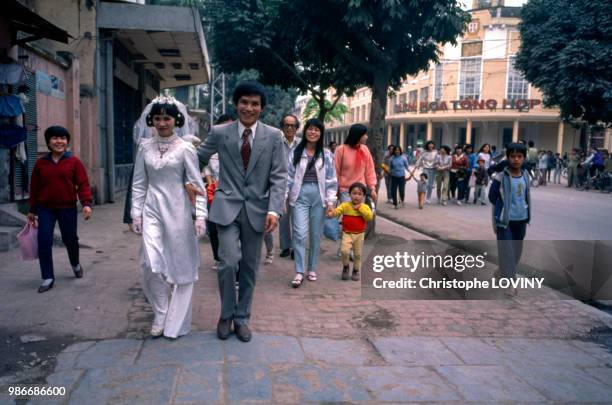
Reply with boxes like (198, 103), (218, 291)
(17, 222), (38, 261)
(323, 217), (341, 241)
(468, 172), (477, 188)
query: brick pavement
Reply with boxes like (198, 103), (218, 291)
(1, 197), (607, 342)
(188, 226), (612, 341)
(2, 197), (612, 404)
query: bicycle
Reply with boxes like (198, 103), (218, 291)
(529, 166), (540, 188)
(594, 171), (612, 194)
(576, 162), (592, 191)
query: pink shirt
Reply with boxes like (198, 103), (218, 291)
(334, 144), (377, 192)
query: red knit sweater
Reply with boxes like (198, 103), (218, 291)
(29, 152), (93, 213)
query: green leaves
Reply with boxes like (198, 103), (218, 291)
(303, 97), (349, 123)
(516, 0), (612, 124)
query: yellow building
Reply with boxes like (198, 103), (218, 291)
(326, 1), (609, 154)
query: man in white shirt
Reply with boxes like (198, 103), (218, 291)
(194, 81), (287, 342)
(278, 114), (301, 258)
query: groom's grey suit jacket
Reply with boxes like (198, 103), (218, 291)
(197, 120), (287, 232)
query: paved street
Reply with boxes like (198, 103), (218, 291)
(378, 176), (612, 240)
(1, 198), (612, 404)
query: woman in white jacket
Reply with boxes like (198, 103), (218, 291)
(286, 118), (337, 287)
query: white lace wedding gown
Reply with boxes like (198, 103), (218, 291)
(131, 134), (206, 338)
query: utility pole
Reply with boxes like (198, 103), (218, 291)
(209, 67), (226, 125)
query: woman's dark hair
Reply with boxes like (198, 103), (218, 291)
(393, 145), (403, 155)
(440, 145), (451, 154)
(232, 80), (267, 108)
(328, 141), (337, 148)
(463, 143), (473, 153)
(478, 143), (491, 154)
(506, 142), (527, 158)
(44, 126), (71, 145)
(344, 124), (368, 147)
(146, 102), (185, 127)
(348, 182), (367, 195)
(424, 140), (436, 151)
(293, 118), (325, 169)
(454, 145), (463, 152)
(279, 114), (300, 130)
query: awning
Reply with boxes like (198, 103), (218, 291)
(98, 2), (211, 88)
(7, 0), (71, 45)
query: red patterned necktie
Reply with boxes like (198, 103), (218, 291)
(241, 128), (252, 171)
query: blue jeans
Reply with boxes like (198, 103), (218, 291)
(37, 206), (80, 280)
(457, 179), (467, 201)
(385, 174), (392, 200)
(496, 220), (527, 279)
(291, 182), (324, 274)
(390, 175), (406, 206)
(423, 168), (436, 199)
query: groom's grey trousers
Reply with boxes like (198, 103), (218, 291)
(216, 206), (264, 325)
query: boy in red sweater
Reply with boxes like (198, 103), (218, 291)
(329, 182), (374, 281)
(28, 126), (93, 293)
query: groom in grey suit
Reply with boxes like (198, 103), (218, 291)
(194, 81), (287, 342)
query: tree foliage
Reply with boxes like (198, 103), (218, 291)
(224, 70), (299, 127)
(515, 0), (612, 125)
(290, 0), (469, 174)
(208, 0), (362, 120)
(303, 98), (349, 124)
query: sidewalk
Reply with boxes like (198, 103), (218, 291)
(377, 175), (612, 240)
(22, 331), (612, 404)
(1, 198), (611, 404)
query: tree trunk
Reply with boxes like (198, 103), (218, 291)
(317, 97), (328, 122)
(365, 73), (390, 237)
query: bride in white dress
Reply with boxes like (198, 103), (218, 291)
(131, 97), (207, 338)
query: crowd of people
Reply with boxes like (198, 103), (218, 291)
(382, 139), (611, 209)
(383, 140), (498, 208)
(24, 79), (608, 341)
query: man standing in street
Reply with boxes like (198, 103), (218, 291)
(278, 114), (301, 259)
(328, 141), (338, 159)
(527, 140), (538, 175)
(193, 81), (287, 342)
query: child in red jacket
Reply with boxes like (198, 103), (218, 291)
(28, 126), (93, 293)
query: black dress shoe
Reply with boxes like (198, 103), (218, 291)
(279, 249), (291, 258)
(217, 318), (232, 340)
(290, 250), (294, 260)
(73, 265), (83, 278)
(37, 280), (54, 293)
(235, 324), (252, 342)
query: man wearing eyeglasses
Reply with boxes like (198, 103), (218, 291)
(278, 114), (301, 259)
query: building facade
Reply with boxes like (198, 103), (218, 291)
(325, 1), (610, 155)
(3, 0), (210, 204)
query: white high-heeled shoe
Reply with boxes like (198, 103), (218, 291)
(150, 324), (164, 337)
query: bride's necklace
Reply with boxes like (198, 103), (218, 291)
(157, 142), (170, 159)
(156, 136), (174, 159)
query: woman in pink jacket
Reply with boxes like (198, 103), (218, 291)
(334, 124), (377, 204)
